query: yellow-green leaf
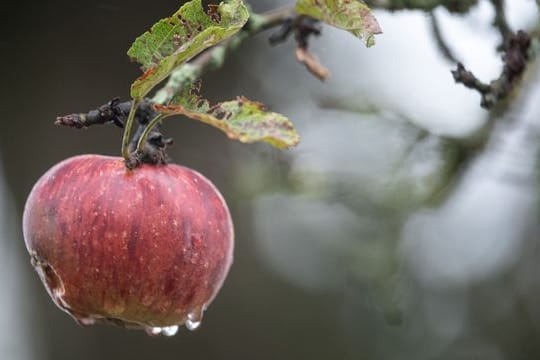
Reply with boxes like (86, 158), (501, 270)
(295, 0), (382, 47)
(128, 0), (249, 99)
(154, 82), (300, 149)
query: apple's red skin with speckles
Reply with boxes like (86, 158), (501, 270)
(23, 155), (233, 330)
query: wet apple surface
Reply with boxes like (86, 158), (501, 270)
(23, 155), (234, 335)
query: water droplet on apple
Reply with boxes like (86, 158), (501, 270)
(161, 325), (179, 336)
(185, 308), (203, 331)
(144, 325), (179, 337)
(145, 327), (162, 336)
(77, 317), (97, 326)
(185, 318), (201, 331)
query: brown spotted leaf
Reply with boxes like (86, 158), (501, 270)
(295, 0), (382, 47)
(128, 0), (249, 99)
(154, 83), (299, 149)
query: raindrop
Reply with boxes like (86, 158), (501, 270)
(185, 308), (203, 331)
(77, 317), (96, 326)
(144, 325), (179, 337)
(145, 327), (162, 336)
(185, 318), (200, 331)
(161, 325), (179, 337)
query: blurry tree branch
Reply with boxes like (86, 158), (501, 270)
(56, 0), (540, 156)
(490, 0), (512, 42)
(452, 30), (531, 108)
(420, 0), (535, 109)
(364, 0), (478, 13)
(429, 12), (460, 63)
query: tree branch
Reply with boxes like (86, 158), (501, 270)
(364, 0), (478, 13)
(269, 14), (330, 81)
(429, 12), (460, 63)
(55, 6), (296, 168)
(490, 0), (512, 43)
(452, 30), (531, 108)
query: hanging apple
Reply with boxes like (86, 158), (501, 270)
(23, 155), (234, 335)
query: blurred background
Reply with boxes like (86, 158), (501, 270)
(1, 0), (540, 359)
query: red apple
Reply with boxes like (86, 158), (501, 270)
(22, 154), (234, 335)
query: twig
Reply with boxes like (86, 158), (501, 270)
(490, 0), (512, 43)
(452, 31), (531, 108)
(364, 0), (478, 13)
(269, 14), (329, 81)
(121, 99), (140, 160)
(56, 6), (297, 168)
(295, 48), (330, 81)
(429, 12), (460, 63)
(55, 98), (130, 129)
(451, 63), (491, 95)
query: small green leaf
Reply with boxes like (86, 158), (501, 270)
(154, 83), (300, 149)
(128, 0), (249, 99)
(295, 0), (382, 47)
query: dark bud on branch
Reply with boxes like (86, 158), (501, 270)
(269, 15), (322, 48)
(293, 16), (322, 49)
(269, 15), (329, 81)
(268, 16), (294, 46)
(125, 124), (173, 170)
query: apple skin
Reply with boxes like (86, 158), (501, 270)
(23, 154), (233, 332)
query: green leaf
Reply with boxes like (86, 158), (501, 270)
(295, 0), (382, 47)
(154, 82), (300, 149)
(128, 0), (249, 99)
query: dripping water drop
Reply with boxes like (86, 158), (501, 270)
(77, 317), (96, 326)
(185, 308), (203, 331)
(145, 327), (162, 336)
(185, 318), (200, 331)
(144, 325), (179, 337)
(161, 325), (179, 336)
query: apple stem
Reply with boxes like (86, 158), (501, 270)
(121, 99), (141, 162)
